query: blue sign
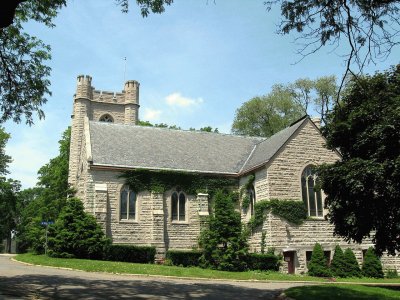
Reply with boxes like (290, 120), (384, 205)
(41, 221), (54, 226)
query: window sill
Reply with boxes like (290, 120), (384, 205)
(306, 216), (325, 221)
(119, 219), (139, 223)
(171, 221), (189, 225)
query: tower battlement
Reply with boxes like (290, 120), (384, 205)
(69, 75), (141, 186)
(75, 75), (93, 100)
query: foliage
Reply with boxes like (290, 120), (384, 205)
(386, 269), (398, 279)
(0, 0), (67, 124)
(16, 128), (72, 253)
(266, 0), (400, 79)
(232, 85), (304, 137)
(48, 198), (109, 259)
(248, 199), (307, 230)
(330, 245), (346, 278)
(362, 247), (384, 278)
(138, 120), (218, 132)
(0, 127), (20, 253)
(246, 252), (281, 271)
(240, 174), (255, 210)
(260, 231), (267, 254)
(343, 248), (361, 278)
(307, 243), (331, 277)
(0, 179), (21, 252)
(199, 190), (249, 271)
(121, 169), (238, 196)
(104, 244), (156, 264)
(318, 65), (400, 255)
(117, 0), (174, 17)
(165, 250), (202, 267)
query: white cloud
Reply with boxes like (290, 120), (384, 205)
(143, 108), (162, 121)
(165, 93), (204, 107)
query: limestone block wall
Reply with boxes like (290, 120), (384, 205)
(89, 101), (126, 124)
(78, 167), (207, 254)
(267, 120), (339, 200)
(164, 190), (205, 251)
(69, 98), (90, 185)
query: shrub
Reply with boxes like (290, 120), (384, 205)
(48, 198), (109, 259)
(362, 247), (384, 278)
(166, 250), (202, 267)
(247, 252), (281, 271)
(330, 245), (347, 278)
(343, 248), (361, 277)
(307, 243), (331, 277)
(105, 244), (156, 263)
(386, 269), (398, 279)
(199, 190), (249, 271)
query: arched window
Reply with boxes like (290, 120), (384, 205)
(120, 185), (136, 220)
(301, 166), (323, 217)
(171, 190), (186, 221)
(99, 114), (114, 123)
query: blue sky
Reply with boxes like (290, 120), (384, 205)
(4, 0), (399, 188)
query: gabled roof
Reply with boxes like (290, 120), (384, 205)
(88, 116), (310, 175)
(240, 116), (308, 173)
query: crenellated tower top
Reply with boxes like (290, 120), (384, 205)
(124, 80), (140, 105)
(75, 75), (93, 100)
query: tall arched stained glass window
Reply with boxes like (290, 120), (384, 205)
(301, 166), (323, 217)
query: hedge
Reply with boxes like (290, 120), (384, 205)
(104, 244), (156, 264)
(166, 250), (202, 267)
(246, 253), (281, 271)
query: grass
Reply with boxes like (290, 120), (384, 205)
(285, 285), (400, 300)
(15, 253), (320, 281)
(14, 253), (400, 284)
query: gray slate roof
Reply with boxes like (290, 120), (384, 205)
(89, 116), (309, 175)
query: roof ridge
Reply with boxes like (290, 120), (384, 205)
(90, 120), (266, 141)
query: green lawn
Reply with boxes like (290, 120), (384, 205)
(14, 253), (400, 284)
(285, 285), (400, 300)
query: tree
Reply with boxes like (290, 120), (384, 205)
(15, 127), (72, 253)
(343, 248), (361, 278)
(0, 179), (21, 253)
(199, 190), (249, 271)
(319, 65), (400, 255)
(0, 127), (20, 253)
(362, 247), (384, 278)
(307, 243), (331, 277)
(48, 197), (109, 259)
(266, 0), (400, 84)
(232, 85), (304, 137)
(330, 245), (346, 278)
(291, 76), (338, 124)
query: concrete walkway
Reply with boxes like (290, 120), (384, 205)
(0, 255), (308, 299)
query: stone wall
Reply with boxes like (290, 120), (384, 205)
(78, 167), (208, 257)
(247, 119), (400, 273)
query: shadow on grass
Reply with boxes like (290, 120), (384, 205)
(285, 285), (400, 300)
(0, 274), (284, 300)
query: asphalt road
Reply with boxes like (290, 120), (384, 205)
(0, 254), (307, 300)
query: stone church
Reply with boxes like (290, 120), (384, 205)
(68, 75), (399, 274)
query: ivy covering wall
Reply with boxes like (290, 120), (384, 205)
(120, 169), (238, 196)
(248, 199), (308, 230)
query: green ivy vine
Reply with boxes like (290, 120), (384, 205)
(248, 199), (308, 230)
(240, 174), (255, 210)
(120, 169), (238, 196)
